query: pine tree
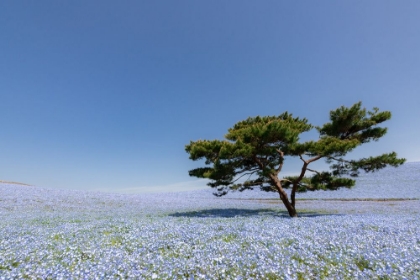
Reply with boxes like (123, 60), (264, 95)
(185, 102), (405, 217)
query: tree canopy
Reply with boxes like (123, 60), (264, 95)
(185, 102), (405, 217)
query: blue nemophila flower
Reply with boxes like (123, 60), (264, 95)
(1, 163), (420, 279)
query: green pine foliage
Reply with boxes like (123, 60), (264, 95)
(185, 102), (405, 216)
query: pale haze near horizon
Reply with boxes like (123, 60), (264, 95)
(1, 1), (419, 193)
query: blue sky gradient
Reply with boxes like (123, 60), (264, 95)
(1, 1), (419, 192)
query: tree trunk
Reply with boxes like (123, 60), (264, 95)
(291, 184), (297, 208)
(279, 193), (298, 217)
(270, 175), (298, 217)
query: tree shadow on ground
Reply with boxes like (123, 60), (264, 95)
(169, 208), (342, 218)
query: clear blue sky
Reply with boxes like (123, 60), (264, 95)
(1, 1), (419, 192)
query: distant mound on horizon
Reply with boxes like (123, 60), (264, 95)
(0, 180), (32, 186)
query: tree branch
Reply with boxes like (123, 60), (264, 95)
(276, 149), (285, 174)
(231, 170), (258, 184)
(291, 154), (322, 207)
(253, 156), (264, 169)
(234, 167), (259, 175)
(280, 178), (293, 184)
(299, 154), (307, 164)
(307, 155), (323, 164)
(327, 156), (351, 163)
(306, 168), (320, 175)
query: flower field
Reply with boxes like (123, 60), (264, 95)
(1, 163), (420, 279)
